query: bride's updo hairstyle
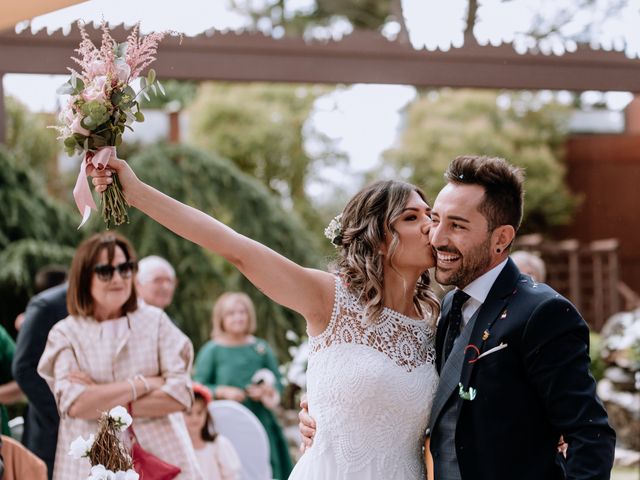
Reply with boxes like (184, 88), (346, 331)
(333, 180), (440, 324)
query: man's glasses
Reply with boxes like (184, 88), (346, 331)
(93, 261), (137, 282)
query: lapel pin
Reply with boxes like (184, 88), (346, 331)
(500, 309), (508, 319)
(458, 383), (477, 401)
(482, 330), (490, 341)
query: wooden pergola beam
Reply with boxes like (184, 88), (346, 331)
(1, 25), (639, 91)
(1, 24), (640, 143)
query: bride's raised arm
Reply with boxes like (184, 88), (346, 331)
(90, 156), (334, 333)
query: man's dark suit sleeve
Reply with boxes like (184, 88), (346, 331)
(12, 296), (59, 419)
(521, 297), (615, 479)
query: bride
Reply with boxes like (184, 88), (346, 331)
(91, 157), (440, 479)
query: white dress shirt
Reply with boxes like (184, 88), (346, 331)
(459, 258), (509, 326)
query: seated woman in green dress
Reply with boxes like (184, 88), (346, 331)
(193, 292), (293, 479)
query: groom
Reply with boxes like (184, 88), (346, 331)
(425, 155), (614, 479)
(300, 155), (615, 479)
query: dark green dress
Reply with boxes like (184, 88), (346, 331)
(194, 338), (293, 479)
(0, 325), (16, 436)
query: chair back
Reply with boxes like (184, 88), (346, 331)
(208, 400), (272, 480)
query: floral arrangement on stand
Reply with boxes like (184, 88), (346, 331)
(69, 406), (138, 480)
(52, 21), (167, 228)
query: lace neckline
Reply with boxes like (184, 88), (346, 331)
(381, 306), (426, 325)
(309, 276), (436, 372)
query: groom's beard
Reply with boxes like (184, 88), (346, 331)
(434, 236), (492, 289)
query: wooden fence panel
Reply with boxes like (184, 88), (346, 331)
(514, 236), (621, 331)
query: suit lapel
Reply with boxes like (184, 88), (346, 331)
(459, 259), (521, 389)
(429, 308), (481, 429)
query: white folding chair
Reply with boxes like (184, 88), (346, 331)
(208, 400), (272, 480)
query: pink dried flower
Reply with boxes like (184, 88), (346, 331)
(71, 22), (119, 82)
(125, 23), (167, 80)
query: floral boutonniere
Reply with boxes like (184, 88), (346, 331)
(254, 343), (266, 355)
(458, 382), (477, 401)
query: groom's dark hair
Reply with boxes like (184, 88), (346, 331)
(444, 155), (524, 232)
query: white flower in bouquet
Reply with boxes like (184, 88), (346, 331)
(88, 465), (113, 480)
(108, 405), (133, 431)
(82, 76), (108, 103)
(114, 61), (131, 83)
(114, 469), (139, 480)
(87, 465), (139, 480)
(71, 116), (91, 136)
(68, 434), (95, 459)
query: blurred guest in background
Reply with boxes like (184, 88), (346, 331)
(194, 292), (293, 479)
(511, 250), (546, 283)
(13, 279), (67, 478)
(13, 265), (67, 332)
(136, 255), (177, 310)
(184, 382), (241, 480)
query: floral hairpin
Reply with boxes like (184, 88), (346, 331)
(324, 214), (343, 248)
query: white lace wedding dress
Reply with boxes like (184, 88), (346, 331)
(289, 277), (438, 480)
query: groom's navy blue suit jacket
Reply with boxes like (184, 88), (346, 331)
(431, 259), (615, 480)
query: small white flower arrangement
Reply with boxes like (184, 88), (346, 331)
(324, 214), (343, 248)
(69, 405), (138, 480)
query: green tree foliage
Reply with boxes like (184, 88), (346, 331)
(116, 143), (322, 360)
(5, 96), (61, 194)
(384, 89), (579, 233)
(0, 147), (79, 335)
(188, 82), (344, 235)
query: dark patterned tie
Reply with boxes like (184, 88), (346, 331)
(443, 290), (470, 362)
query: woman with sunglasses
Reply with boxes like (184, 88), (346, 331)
(38, 232), (202, 480)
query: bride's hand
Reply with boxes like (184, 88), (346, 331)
(89, 155), (140, 203)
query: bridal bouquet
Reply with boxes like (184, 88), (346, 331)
(69, 406), (138, 479)
(53, 22), (167, 228)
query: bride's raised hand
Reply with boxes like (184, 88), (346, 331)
(89, 155), (140, 203)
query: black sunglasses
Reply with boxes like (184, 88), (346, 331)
(93, 261), (137, 281)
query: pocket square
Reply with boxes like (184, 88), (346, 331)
(476, 342), (508, 360)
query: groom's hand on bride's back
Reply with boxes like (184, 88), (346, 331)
(298, 396), (316, 453)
